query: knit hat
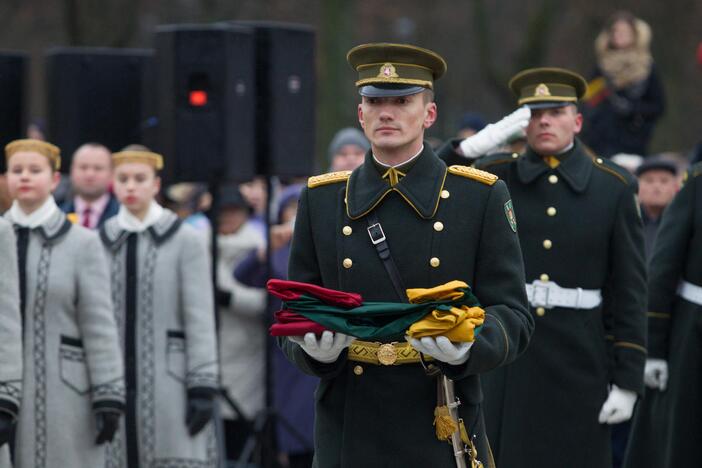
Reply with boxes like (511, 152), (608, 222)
(327, 127), (370, 163)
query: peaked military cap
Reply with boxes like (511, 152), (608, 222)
(509, 67), (587, 109)
(347, 43), (447, 97)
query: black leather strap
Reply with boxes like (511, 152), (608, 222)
(366, 212), (407, 303)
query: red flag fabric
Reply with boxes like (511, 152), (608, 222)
(269, 309), (328, 336)
(267, 279), (363, 307)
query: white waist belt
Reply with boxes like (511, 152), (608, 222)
(525, 280), (602, 309)
(677, 280), (702, 306)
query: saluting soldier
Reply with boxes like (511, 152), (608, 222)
(99, 146), (219, 467)
(4, 139), (125, 468)
(624, 162), (702, 467)
(279, 43), (533, 467)
(439, 68), (647, 468)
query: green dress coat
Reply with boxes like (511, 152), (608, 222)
(280, 146), (533, 468)
(624, 162), (702, 468)
(443, 140), (647, 468)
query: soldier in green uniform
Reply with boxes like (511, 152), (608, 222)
(438, 68), (647, 468)
(624, 162), (702, 467)
(278, 43), (533, 468)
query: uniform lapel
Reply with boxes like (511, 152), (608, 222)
(517, 140), (592, 193)
(346, 146), (446, 220)
(554, 141), (593, 194)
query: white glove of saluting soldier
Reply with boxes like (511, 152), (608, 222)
(643, 358), (669, 391)
(598, 384), (637, 424)
(291, 331), (356, 363)
(406, 336), (474, 365)
(458, 106), (531, 159)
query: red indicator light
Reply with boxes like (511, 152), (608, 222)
(189, 90), (208, 106)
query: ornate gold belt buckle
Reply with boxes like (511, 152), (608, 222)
(377, 343), (398, 365)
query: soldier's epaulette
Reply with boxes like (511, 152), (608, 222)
(683, 162), (702, 184)
(447, 165), (498, 185)
(591, 156), (633, 185)
(307, 170), (352, 189)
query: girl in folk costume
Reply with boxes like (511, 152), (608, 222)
(0, 217), (23, 467)
(100, 146), (219, 467)
(3, 139), (125, 468)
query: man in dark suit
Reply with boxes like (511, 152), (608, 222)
(61, 142), (119, 228)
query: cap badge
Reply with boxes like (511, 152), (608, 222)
(534, 83), (551, 97)
(378, 63), (399, 79)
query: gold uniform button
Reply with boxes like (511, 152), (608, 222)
(353, 365), (363, 376)
(433, 221), (444, 232)
(342, 226), (352, 236)
(596, 158), (603, 164)
(512, 152), (519, 159)
(543, 239), (553, 250)
(440, 190), (450, 199)
(548, 174), (558, 184)
(540, 274), (550, 282)
(547, 207), (557, 216)
(343, 258), (353, 269)
(536, 307), (546, 317)
(430, 257), (441, 268)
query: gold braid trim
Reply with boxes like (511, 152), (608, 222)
(592, 159), (628, 185)
(448, 165), (498, 185)
(307, 170), (352, 189)
(647, 311), (671, 319)
(613, 341), (647, 354)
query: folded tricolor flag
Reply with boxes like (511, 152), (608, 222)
(267, 279), (485, 342)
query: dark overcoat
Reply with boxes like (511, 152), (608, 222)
(624, 162), (702, 468)
(280, 146), (533, 468)
(458, 140), (647, 468)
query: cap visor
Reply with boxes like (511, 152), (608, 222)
(525, 101), (573, 110)
(359, 85), (425, 97)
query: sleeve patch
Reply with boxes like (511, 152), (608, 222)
(504, 199), (517, 232)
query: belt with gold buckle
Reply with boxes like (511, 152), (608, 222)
(347, 340), (432, 365)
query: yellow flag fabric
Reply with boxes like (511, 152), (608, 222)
(406, 280), (485, 342)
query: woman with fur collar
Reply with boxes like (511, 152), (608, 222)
(581, 11), (666, 158)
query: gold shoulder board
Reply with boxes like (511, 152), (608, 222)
(307, 170), (352, 188)
(448, 165), (498, 186)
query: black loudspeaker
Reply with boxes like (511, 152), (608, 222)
(236, 22), (316, 177)
(153, 24), (256, 183)
(0, 52), (28, 173)
(46, 47), (154, 172)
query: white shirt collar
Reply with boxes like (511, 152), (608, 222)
(116, 201), (164, 232)
(372, 145), (424, 168)
(10, 197), (59, 228)
(557, 141), (575, 155)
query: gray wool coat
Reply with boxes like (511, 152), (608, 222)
(3, 208), (125, 468)
(100, 210), (220, 468)
(0, 218), (22, 421)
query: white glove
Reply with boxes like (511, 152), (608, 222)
(458, 106), (531, 158)
(598, 384), (637, 424)
(289, 331), (355, 364)
(406, 336), (474, 365)
(643, 359), (669, 391)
